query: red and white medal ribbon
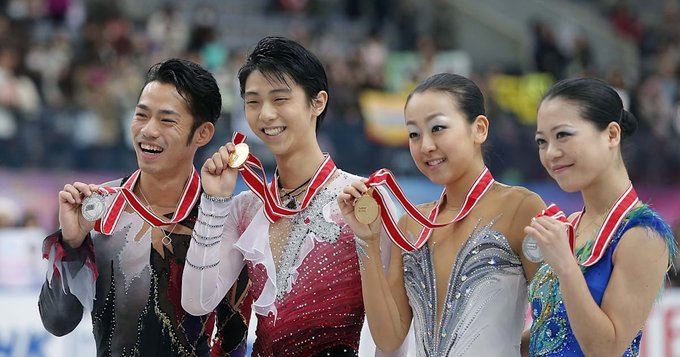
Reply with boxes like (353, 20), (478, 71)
(232, 132), (337, 223)
(365, 167), (495, 251)
(93, 168), (201, 235)
(570, 183), (639, 266)
(538, 204), (575, 252)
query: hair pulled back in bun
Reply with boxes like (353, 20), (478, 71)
(541, 77), (637, 140)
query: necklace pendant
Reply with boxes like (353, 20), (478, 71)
(286, 198), (297, 209)
(161, 234), (172, 246)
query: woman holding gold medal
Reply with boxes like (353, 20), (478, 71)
(338, 73), (546, 356)
(523, 78), (677, 356)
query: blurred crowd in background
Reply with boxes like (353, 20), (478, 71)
(1, 0), (679, 179)
(1, 0), (680, 223)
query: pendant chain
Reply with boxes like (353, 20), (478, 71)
(138, 186), (178, 246)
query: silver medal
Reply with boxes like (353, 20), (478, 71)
(81, 192), (106, 222)
(522, 235), (543, 263)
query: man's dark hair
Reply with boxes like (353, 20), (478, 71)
(143, 58), (222, 144)
(238, 36), (329, 131)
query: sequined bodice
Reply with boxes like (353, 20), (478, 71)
(270, 189), (343, 300)
(403, 222), (527, 357)
(236, 170), (365, 356)
(88, 210), (244, 356)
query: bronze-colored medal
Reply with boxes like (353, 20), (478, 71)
(354, 190), (380, 224)
(228, 143), (250, 168)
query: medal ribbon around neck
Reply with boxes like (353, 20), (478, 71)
(365, 167), (495, 251)
(231, 132), (337, 223)
(570, 183), (639, 266)
(93, 168), (201, 235)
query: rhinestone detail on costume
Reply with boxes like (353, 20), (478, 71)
(403, 221), (525, 356)
(275, 188), (342, 300)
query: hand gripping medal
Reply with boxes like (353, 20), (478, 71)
(522, 204), (573, 263)
(231, 131), (339, 223)
(81, 192), (107, 222)
(522, 185), (638, 267)
(228, 143), (249, 168)
(354, 189), (380, 224)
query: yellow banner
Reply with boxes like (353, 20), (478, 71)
(359, 90), (410, 147)
(489, 73), (553, 124)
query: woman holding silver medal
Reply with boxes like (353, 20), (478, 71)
(338, 73), (546, 356)
(522, 77), (677, 356)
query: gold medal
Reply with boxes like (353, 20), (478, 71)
(228, 143), (249, 168)
(354, 190), (380, 224)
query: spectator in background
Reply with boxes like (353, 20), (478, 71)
(0, 46), (41, 167)
(146, 4), (190, 59)
(24, 29), (73, 108)
(411, 35), (437, 84)
(393, 0), (422, 50)
(606, 65), (631, 110)
(0, 197), (19, 228)
(430, 0), (458, 50)
(564, 32), (594, 78)
(46, 0), (71, 26)
(20, 211), (42, 228)
(610, 2), (644, 45)
(531, 19), (567, 80)
(635, 73), (674, 183)
(357, 29), (388, 90)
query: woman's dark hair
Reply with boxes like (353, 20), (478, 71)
(541, 77), (637, 139)
(405, 73), (486, 122)
(143, 58), (222, 144)
(238, 36), (329, 131)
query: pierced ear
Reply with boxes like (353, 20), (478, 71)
(193, 122), (215, 147)
(606, 121), (621, 147)
(472, 115), (489, 144)
(312, 91), (328, 116)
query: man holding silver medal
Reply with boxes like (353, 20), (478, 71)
(38, 58), (251, 357)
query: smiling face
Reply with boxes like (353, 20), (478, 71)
(243, 70), (325, 157)
(535, 98), (615, 192)
(130, 81), (203, 178)
(405, 90), (487, 185)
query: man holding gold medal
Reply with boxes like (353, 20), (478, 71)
(38, 59), (250, 356)
(181, 36), (407, 356)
